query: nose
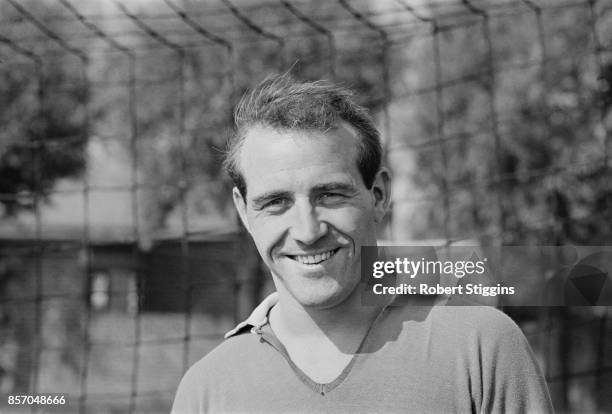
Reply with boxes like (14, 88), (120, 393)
(289, 199), (328, 245)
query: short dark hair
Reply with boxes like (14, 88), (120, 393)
(224, 74), (382, 199)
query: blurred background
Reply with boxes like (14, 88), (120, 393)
(0, 0), (611, 412)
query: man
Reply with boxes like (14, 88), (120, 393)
(172, 75), (553, 413)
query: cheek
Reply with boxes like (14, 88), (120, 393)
(325, 207), (374, 236)
(249, 217), (286, 254)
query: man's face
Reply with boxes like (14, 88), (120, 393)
(233, 124), (389, 309)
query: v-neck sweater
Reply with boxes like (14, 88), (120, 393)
(172, 294), (553, 414)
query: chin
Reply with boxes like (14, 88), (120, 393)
(296, 295), (340, 309)
(290, 281), (357, 310)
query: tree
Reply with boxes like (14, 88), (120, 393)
(406, 5), (611, 244)
(0, 0), (91, 394)
(0, 0), (89, 217)
(93, 0), (397, 236)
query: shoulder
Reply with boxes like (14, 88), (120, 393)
(382, 299), (531, 362)
(171, 333), (267, 414)
(393, 299), (531, 357)
(426, 305), (554, 413)
(184, 332), (266, 380)
(429, 299), (524, 340)
(420, 301), (546, 386)
(414, 303), (553, 412)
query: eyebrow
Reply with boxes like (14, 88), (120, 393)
(250, 182), (358, 208)
(311, 182), (357, 194)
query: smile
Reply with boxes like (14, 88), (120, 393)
(288, 248), (340, 265)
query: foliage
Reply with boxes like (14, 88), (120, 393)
(0, 1), (89, 217)
(409, 6), (612, 244)
(93, 0), (396, 231)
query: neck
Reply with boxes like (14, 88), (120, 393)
(270, 277), (383, 343)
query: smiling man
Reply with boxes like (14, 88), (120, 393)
(234, 123), (385, 312)
(171, 75), (553, 413)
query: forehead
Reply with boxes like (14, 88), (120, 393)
(238, 124), (362, 194)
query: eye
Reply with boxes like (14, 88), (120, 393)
(262, 197), (290, 211)
(318, 192), (346, 204)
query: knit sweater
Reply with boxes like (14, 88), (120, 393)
(172, 295), (553, 414)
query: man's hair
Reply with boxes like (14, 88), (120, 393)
(224, 74), (382, 198)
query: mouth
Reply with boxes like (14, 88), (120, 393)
(287, 248), (341, 265)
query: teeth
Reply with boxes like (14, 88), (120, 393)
(294, 249), (337, 265)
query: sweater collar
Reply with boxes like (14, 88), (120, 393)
(224, 292), (279, 339)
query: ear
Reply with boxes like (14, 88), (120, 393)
(371, 167), (391, 223)
(232, 187), (251, 233)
